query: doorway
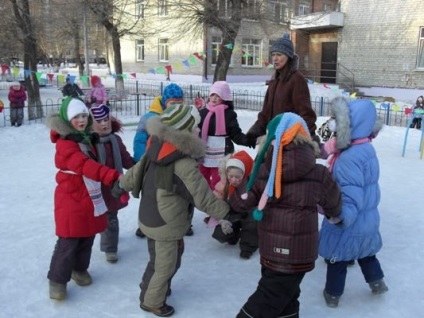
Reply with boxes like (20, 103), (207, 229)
(321, 42), (338, 83)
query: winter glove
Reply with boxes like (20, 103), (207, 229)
(323, 137), (338, 156)
(111, 180), (125, 198)
(246, 136), (257, 149)
(219, 219), (233, 235)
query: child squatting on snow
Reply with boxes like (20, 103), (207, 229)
(318, 97), (389, 308)
(46, 97), (122, 301)
(89, 104), (135, 264)
(228, 112), (342, 318)
(211, 150), (259, 259)
(111, 104), (234, 317)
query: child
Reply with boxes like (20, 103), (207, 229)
(88, 75), (108, 107)
(132, 83), (194, 238)
(46, 97), (121, 301)
(211, 150), (258, 259)
(198, 81), (256, 192)
(90, 104), (135, 263)
(409, 95), (424, 129)
(228, 112), (342, 318)
(62, 74), (84, 98)
(8, 81), (26, 127)
(112, 104), (232, 317)
(319, 97), (388, 308)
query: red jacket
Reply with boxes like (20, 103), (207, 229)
(48, 119), (120, 237)
(8, 86), (27, 108)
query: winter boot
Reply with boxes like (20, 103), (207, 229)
(140, 303), (175, 317)
(71, 270), (92, 286)
(49, 280), (67, 300)
(368, 279), (388, 295)
(105, 252), (118, 263)
(323, 289), (340, 308)
(185, 225), (194, 236)
(240, 251), (253, 259)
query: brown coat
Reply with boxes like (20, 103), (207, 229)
(248, 56), (317, 137)
(229, 138), (341, 274)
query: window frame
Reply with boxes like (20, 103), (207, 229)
(270, 0), (288, 24)
(299, 3), (310, 15)
(417, 27), (424, 70)
(241, 38), (262, 68)
(158, 38), (169, 62)
(136, 0), (145, 18)
(158, 0), (168, 17)
(211, 36), (234, 66)
(136, 39), (145, 62)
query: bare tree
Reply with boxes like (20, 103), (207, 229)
(10, 0), (43, 119)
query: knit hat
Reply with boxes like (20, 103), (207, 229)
(209, 81), (233, 101)
(90, 104), (110, 121)
(271, 33), (294, 59)
(59, 97), (89, 122)
(90, 75), (101, 87)
(160, 104), (200, 132)
(226, 150), (254, 177)
(161, 83), (184, 108)
(243, 113), (310, 221)
(11, 81), (21, 89)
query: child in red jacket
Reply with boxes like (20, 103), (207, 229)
(46, 97), (121, 301)
(8, 81), (26, 127)
(90, 104), (135, 263)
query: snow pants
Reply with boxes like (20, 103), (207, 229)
(100, 211), (119, 253)
(10, 107), (24, 126)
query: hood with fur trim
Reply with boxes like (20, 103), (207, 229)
(145, 116), (205, 165)
(331, 97), (383, 150)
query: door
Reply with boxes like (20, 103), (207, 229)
(321, 42), (338, 83)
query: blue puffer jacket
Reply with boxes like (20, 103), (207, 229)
(318, 98), (383, 262)
(133, 96), (164, 162)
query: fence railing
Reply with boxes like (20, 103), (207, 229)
(0, 80), (414, 128)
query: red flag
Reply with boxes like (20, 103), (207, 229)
(165, 65), (173, 74)
(130, 72), (136, 78)
(47, 73), (54, 81)
(1, 64), (9, 74)
(193, 53), (204, 61)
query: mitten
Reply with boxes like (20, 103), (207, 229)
(111, 180), (125, 198)
(246, 136), (257, 149)
(120, 192), (130, 204)
(219, 219), (233, 235)
(323, 137), (338, 156)
(194, 97), (205, 109)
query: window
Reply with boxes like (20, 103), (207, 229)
(217, 0), (232, 18)
(159, 38), (169, 62)
(243, 0), (260, 19)
(323, 3), (333, 11)
(270, 0), (287, 24)
(299, 4), (310, 15)
(136, 0), (145, 18)
(136, 40), (144, 61)
(211, 36), (234, 66)
(242, 39), (261, 67)
(417, 27), (424, 69)
(268, 40), (275, 64)
(158, 0), (168, 16)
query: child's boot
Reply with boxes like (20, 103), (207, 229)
(71, 270), (92, 286)
(323, 289), (340, 308)
(368, 278), (388, 295)
(49, 280), (67, 300)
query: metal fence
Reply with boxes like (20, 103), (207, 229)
(0, 80), (414, 128)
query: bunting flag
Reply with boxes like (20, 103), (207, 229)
(12, 66), (20, 77)
(182, 60), (190, 68)
(80, 75), (89, 85)
(130, 72), (136, 78)
(1, 64), (9, 74)
(174, 61), (183, 70)
(267, 64), (274, 69)
(350, 92), (357, 98)
(47, 73), (54, 81)
(263, 61), (270, 67)
(224, 43), (234, 49)
(323, 83), (330, 88)
(148, 69), (156, 74)
(157, 66), (165, 74)
(188, 56), (198, 65)
(165, 65), (173, 74)
(121, 74), (127, 79)
(57, 74), (65, 85)
(193, 52), (204, 61)
(24, 69), (31, 78)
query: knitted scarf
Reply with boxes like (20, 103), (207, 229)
(201, 103), (228, 142)
(95, 134), (123, 173)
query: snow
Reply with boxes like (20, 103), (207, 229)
(0, 82), (423, 318)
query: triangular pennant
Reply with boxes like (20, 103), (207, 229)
(182, 60), (190, 68)
(224, 43), (234, 49)
(148, 69), (156, 74)
(188, 56), (198, 64)
(35, 72), (42, 81)
(165, 65), (173, 74)
(12, 66), (20, 76)
(157, 66), (165, 74)
(24, 69), (31, 78)
(1, 64), (9, 74)
(47, 73), (54, 81)
(130, 72), (136, 78)
(193, 52), (204, 61)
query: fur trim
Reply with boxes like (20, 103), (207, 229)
(146, 116), (205, 159)
(46, 113), (74, 136)
(330, 97), (351, 150)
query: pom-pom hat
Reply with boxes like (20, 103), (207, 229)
(271, 33), (294, 59)
(90, 75), (102, 87)
(90, 104), (110, 121)
(161, 83), (184, 108)
(226, 150), (254, 177)
(209, 81), (233, 101)
(160, 104), (200, 132)
(243, 113), (310, 221)
(59, 97), (89, 122)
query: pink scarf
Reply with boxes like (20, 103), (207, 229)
(201, 103), (228, 142)
(328, 137), (371, 172)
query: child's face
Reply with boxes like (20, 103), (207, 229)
(209, 93), (223, 106)
(92, 117), (111, 136)
(226, 167), (244, 187)
(70, 113), (89, 131)
(165, 98), (183, 108)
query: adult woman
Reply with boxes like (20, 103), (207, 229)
(247, 34), (317, 142)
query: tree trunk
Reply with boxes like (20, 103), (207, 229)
(109, 27), (124, 91)
(11, 0), (43, 120)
